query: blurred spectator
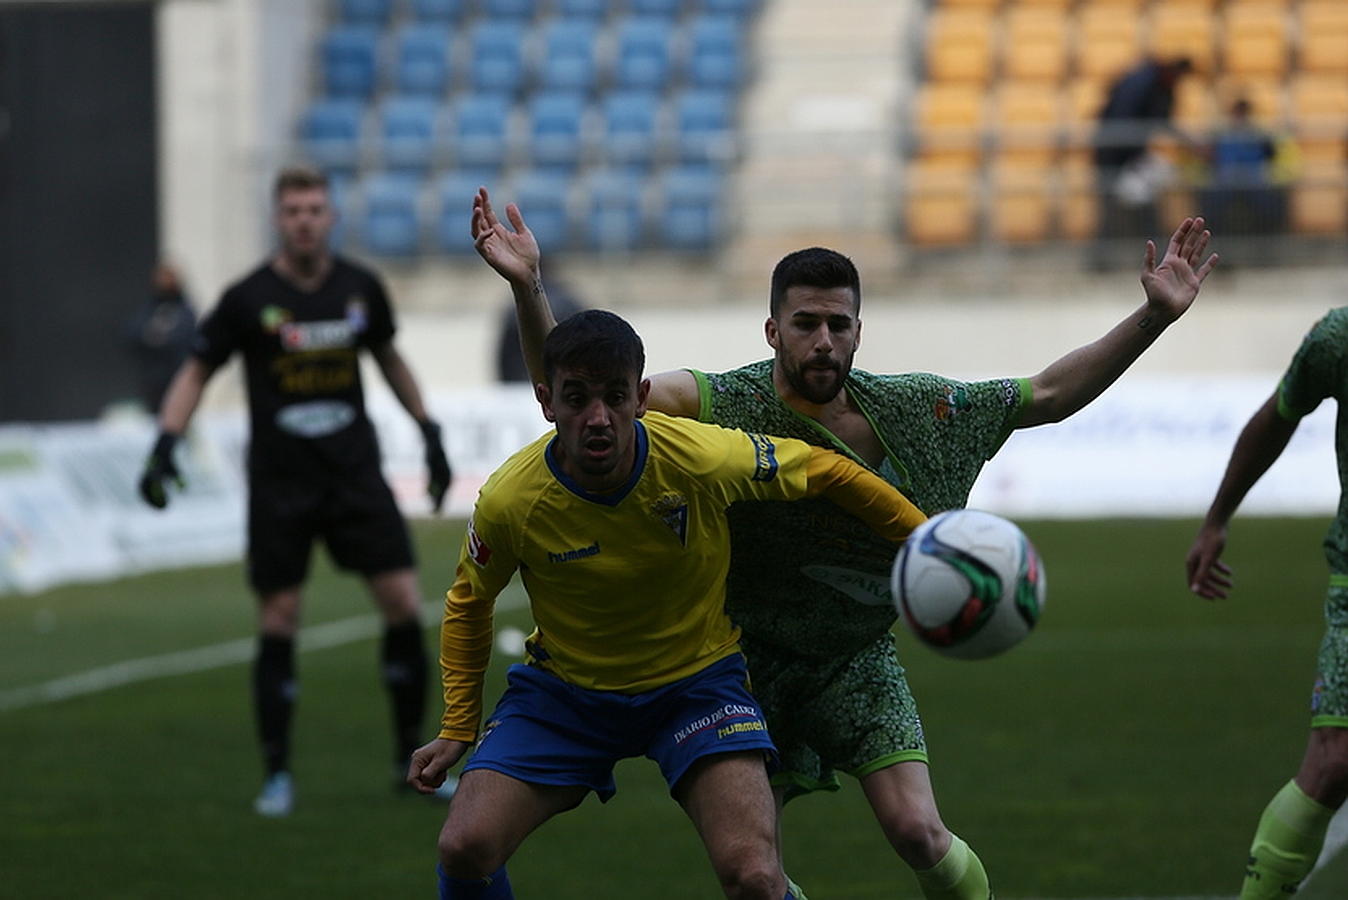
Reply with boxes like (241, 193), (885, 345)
(495, 278), (585, 383)
(1092, 57), (1195, 267)
(1200, 98), (1286, 237)
(126, 263), (196, 414)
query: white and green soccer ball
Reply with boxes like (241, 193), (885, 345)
(891, 509), (1046, 660)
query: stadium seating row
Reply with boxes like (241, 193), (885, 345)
(334, 0), (759, 26)
(320, 14), (749, 97)
(301, 88), (736, 174)
(331, 167), (723, 255)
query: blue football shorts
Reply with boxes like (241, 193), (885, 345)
(462, 653), (777, 802)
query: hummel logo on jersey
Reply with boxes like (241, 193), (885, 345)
(651, 492), (689, 545)
(747, 433), (779, 482)
(467, 518), (492, 567)
(547, 541), (600, 563)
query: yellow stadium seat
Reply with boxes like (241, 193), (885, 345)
(1059, 156), (1100, 241)
(1223, 4), (1289, 77)
(988, 164), (1056, 243)
(1290, 162), (1348, 234)
(1149, 6), (1215, 73)
(1215, 78), (1285, 125)
(926, 9), (996, 83)
(1289, 76), (1348, 159)
(1003, 10), (1070, 82)
(1300, 1), (1348, 34)
(1300, 32), (1348, 77)
(1174, 77), (1216, 130)
(1075, 8), (1141, 81)
(938, 0), (1001, 8)
(905, 160), (980, 246)
(993, 84), (1063, 163)
(914, 83), (986, 164)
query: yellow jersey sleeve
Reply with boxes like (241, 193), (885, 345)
(801, 445), (928, 543)
(439, 509), (518, 742)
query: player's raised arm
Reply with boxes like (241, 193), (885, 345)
(473, 187), (551, 387)
(1186, 392), (1299, 600)
(1018, 217), (1219, 429)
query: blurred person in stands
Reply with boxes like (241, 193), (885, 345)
(136, 165), (454, 817)
(126, 262), (196, 414)
(475, 185), (1219, 900)
(1188, 307), (1348, 898)
(1092, 56), (1195, 268)
(1200, 97), (1286, 238)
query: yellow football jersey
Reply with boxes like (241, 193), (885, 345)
(439, 410), (925, 741)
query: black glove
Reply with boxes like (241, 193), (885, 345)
(138, 432), (183, 509)
(419, 419), (452, 514)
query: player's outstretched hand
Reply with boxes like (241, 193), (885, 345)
(1140, 216), (1219, 324)
(1186, 522), (1234, 600)
(419, 418), (453, 514)
(472, 186), (540, 286)
(138, 432), (184, 510)
(407, 738), (469, 796)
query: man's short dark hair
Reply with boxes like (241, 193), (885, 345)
(542, 309), (645, 387)
(274, 165), (329, 199)
(769, 248), (862, 318)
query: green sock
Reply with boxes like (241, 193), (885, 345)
(913, 834), (992, 900)
(1241, 779), (1336, 899)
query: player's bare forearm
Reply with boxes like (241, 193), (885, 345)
(157, 357), (213, 434)
(1022, 217), (1217, 428)
(373, 342), (433, 422)
(513, 273), (555, 388)
(1202, 393), (1297, 528)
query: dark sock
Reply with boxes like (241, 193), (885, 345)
(437, 865), (513, 899)
(382, 619), (428, 763)
(253, 635), (296, 776)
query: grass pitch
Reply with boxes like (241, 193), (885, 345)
(3, 517), (1347, 898)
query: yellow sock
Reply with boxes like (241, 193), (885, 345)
(913, 834), (992, 900)
(1240, 780), (1335, 900)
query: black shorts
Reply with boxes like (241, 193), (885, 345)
(246, 465), (414, 593)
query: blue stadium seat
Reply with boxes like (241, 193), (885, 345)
(536, 20), (599, 94)
(452, 93), (512, 175)
(299, 98), (365, 173)
(320, 25), (380, 98)
(512, 170), (573, 252)
(337, 0), (392, 26)
(393, 24), (452, 97)
(586, 170), (645, 250)
(410, 0), (464, 24)
(600, 90), (661, 170)
(433, 171), (486, 254)
(613, 18), (674, 92)
(470, 21), (527, 95)
(628, 0), (683, 19)
(673, 89), (734, 165)
(556, 0), (609, 20)
(380, 97), (440, 174)
(686, 15), (743, 90)
(482, 0), (538, 20)
(658, 166), (721, 250)
(360, 174), (424, 257)
(527, 91), (588, 171)
(701, 0), (758, 19)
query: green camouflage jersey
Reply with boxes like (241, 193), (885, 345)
(1278, 306), (1348, 575)
(692, 360), (1030, 660)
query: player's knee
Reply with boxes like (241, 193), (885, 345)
(436, 827), (505, 879)
(879, 811), (948, 868)
(716, 856), (782, 900)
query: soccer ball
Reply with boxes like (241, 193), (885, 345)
(891, 509), (1046, 660)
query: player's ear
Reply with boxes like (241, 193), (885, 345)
(635, 377), (651, 418)
(535, 382), (557, 423)
(764, 316), (780, 350)
(854, 318), (862, 351)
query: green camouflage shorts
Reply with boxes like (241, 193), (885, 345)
(743, 634), (928, 801)
(1311, 581), (1348, 728)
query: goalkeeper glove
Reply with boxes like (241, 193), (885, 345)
(139, 432), (184, 509)
(419, 419), (452, 513)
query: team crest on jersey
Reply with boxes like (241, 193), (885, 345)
(934, 384), (972, 421)
(260, 305), (292, 334)
(345, 296), (368, 332)
(466, 517), (492, 567)
(651, 492), (689, 545)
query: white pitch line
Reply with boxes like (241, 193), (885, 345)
(0, 593), (527, 714)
